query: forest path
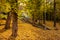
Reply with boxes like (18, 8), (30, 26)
(16, 21), (60, 40)
(0, 20), (60, 40)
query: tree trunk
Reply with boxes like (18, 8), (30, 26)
(12, 12), (18, 37)
(54, 0), (56, 27)
(4, 12), (11, 29)
(43, 12), (46, 24)
(32, 13), (35, 24)
(38, 14), (40, 25)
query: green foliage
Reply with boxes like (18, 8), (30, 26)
(0, 14), (7, 19)
(0, 0), (60, 21)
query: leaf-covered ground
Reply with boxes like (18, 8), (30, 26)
(0, 20), (60, 40)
